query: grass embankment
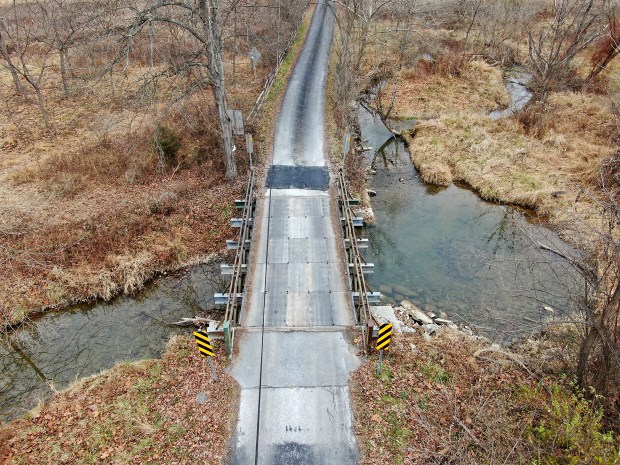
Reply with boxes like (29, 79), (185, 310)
(346, 11), (620, 462)
(351, 329), (620, 465)
(0, 65), (252, 327)
(398, 63), (616, 225)
(0, 337), (238, 464)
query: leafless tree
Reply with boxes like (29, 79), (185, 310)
(331, 0), (393, 129)
(0, 3), (54, 127)
(27, 0), (107, 97)
(527, 0), (607, 101)
(475, 0), (541, 64)
(511, 187), (620, 424)
(108, 0), (243, 178)
(0, 17), (24, 94)
(586, 4), (620, 82)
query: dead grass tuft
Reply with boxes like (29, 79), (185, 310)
(405, 90), (616, 223)
(388, 59), (509, 119)
(416, 159), (453, 186)
(0, 174), (244, 326)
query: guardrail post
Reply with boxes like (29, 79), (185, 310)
(224, 320), (231, 356)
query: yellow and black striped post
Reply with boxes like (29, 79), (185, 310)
(193, 329), (218, 381)
(376, 323), (392, 351)
(376, 323), (393, 374)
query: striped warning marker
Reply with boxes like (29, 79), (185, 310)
(193, 330), (215, 357)
(376, 323), (392, 351)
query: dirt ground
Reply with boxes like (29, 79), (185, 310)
(0, 35), (282, 328)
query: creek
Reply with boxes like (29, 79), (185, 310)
(0, 263), (225, 422)
(358, 104), (580, 339)
(489, 68), (533, 119)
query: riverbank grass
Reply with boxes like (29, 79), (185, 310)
(0, 336), (238, 464)
(351, 329), (620, 465)
(387, 60), (510, 119)
(404, 90), (616, 224)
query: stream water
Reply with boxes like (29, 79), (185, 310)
(0, 264), (225, 422)
(489, 68), (533, 119)
(358, 105), (580, 340)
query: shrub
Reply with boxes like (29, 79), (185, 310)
(524, 377), (620, 465)
(155, 125), (181, 166)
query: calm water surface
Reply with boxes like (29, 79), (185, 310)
(359, 105), (580, 339)
(1, 264), (225, 422)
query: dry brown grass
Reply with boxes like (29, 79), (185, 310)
(403, 90), (616, 227)
(0, 45), (265, 328)
(0, 336), (239, 464)
(357, 11), (618, 233)
(0, 0), (306, 328)
(387, 59), (510, 119)
(351, 328), (620, 465)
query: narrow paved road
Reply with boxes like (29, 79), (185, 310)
(230, 2), (361, 464)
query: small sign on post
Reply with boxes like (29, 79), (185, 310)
(193, 329), (218, 381)
(376, 323), (392, 374)
(245, 133), (254, 168)
(343, 133), (351, 157)
(248, 46), (261, 79)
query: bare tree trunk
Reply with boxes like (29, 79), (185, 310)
(460, 0), (483, 68)
(148, 20), (154, 69)
(34, 86), (51, 128)
(577, 322), (599, 387)
(0, 26), (24, 94)
(577, 283), (620, 388)
(59, 48), (69, 97)
(201, 0), (237, 179)
(585, 9), (619, 83)
(1, 52), (24, 94)
(19, 57), (51, 128)
(110, 67), (115, 100)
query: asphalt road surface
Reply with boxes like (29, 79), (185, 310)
(230, 2), (361, 464)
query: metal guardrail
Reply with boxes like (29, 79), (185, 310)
(337, 168), (375, 353)
(222, 170), (256, 327)
(247, 1), (311, 122)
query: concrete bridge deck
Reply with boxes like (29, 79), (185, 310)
(230, 2), (361, 464)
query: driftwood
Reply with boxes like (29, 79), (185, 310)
(171, 317), (217, 327)
(473, 347), (531, 374)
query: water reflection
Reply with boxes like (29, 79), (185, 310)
(0, 263), (226, 422)
(358, 105), (580, 340)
